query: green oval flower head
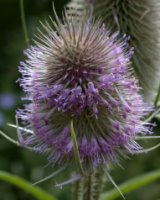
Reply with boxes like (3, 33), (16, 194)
(67, 0), (160, 101)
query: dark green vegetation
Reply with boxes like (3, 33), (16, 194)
(0, 1), (160, 200)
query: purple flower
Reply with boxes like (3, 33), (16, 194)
(17, 10), (151, 171)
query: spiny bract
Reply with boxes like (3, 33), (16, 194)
(17, 9), (151, 172)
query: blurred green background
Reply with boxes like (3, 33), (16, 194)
(0, 0), (160, 200)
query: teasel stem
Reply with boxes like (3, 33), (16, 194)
(20, 0), (29, 46)
(73, 168), (103, 200)
(73, 178), (84, 200)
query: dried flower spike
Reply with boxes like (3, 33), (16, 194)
(67, 0), (160, 101)
(17, 8), (151, 172)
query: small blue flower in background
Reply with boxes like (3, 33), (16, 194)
(0, 92), (16, 127)
(0, 92), (16, 110)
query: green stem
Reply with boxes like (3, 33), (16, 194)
(0, 171), (56, 200)
(83, 169), (103, 200)
(73, 179), (84, 200)
(73, 169), (103, 200)
(20, 0), (29, 46)
(100, 169), (160, 200)
(84, 173), (91, 200)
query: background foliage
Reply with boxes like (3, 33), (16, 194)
(0, 0), (160, 199)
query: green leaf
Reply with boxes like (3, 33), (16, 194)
(0, 171), (57, 200)
(100, 169), (160, 200)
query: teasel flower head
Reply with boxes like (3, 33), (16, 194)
(17, 7), (151, 174)
(67, 0), (160, 102)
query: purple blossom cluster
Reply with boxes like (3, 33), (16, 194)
(17, 11), (151, 170)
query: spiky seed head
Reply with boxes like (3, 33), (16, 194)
(17, 8), (151, 172)
(67, 0), (160, 101)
